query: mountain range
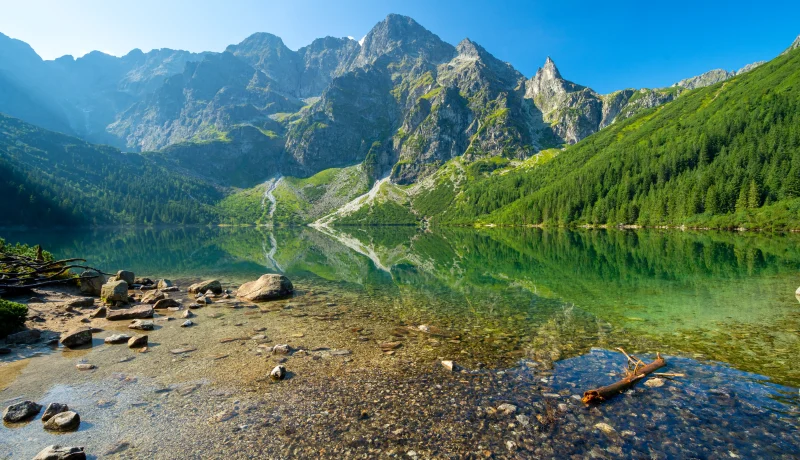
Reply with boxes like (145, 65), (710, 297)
(0, 14), (798, 230)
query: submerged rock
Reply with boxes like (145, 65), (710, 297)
(644, 377), (665, 388)
(128, 335), (148, 348)
(441, 360), (455, 372)
(237, 274), (293, 301)
(101, 280), (129, 304)
(128, 319), (154, 331)
(59, 327), (92, 348)
(181, 320), (193, 327)
(41, 403), (69, 422)
(3, 400), (42, 422)
(107, 305), (154, 321)
(188, 280), (222, 295)
(104, 334), (131, 344)
(43, 411), (80, 431)
(33, 445), (86, 460)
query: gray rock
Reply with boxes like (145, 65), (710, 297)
(101, 280), (129, 304)
(104, 334), (131, 344)
(79, 270), (105, 296)
(270, 365), (286, 380)
(181, 320), (193, 327)
(272, 344), (291, 355)
(156, 279), (173, 289)
(153, 298), (180, 310)
(127, 335), (148, 348)
(41, 403), (69, 422)
(141, 290), (165, 304)
(128, 320), (155, 331)
(59, 327), (92, 348)
(181, 310), (194, 319)
(107, 305), (154, 321)
(5, 328), (41, 344)
(32, 445), (86, 460)
(3, 400), (42, 422)
(43, 411), (80, 431)
(188, 280), (222, 294)
(237, 274), (293, 301)
(110, 270), (135, 285)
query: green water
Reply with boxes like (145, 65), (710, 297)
(6, 226), (800, 385)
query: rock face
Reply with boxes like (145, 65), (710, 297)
(3, 400), (42, 422)
(78, 270), (105, 296)
(32, 445), (86, 460)
(110, 270), (135, 285)
(41, 403), (69, 422)
(100, 280), (129, 303)
(106, 304), (154, 321)
(59, 327), (92, 348)
(43, 411), (80, 431)
(188, 280), (222, 294)
(237, 274), (293, 301)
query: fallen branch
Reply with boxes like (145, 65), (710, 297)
(0, 251), (107, 295)
(582, 351), (666, 404)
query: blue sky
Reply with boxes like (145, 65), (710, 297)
(1, 0), (798, 93)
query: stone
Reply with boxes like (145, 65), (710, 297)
(204, 290), (217, 298)
(379, 341), (402, 350)
(107, 305), (154, 321)
(272, 344), (291, 355)
(196, 296), (212, 305)
(65, 297), (95, 308)
(104, 334), (131, 344)
(188, 303), (202, 309)
(595, 422), (616, 435)
(5, 328), (41, 344)
(141, 290), (165, 304)
(516, 414), (530, 427)
(497, 403), (517, 415)
(43, 411), (80, 431)
(644, 377), (665, 388)
(33, 445), (86, 460)
(170, 347), (196, 354)
(156, 279), (173, 289)
(89, 306), (106, 318)
(188, 280), (222, 295)
(237, 274), (293, 301)
(153, 298), (180, 310)
(181, 310), (194, 319)
(79, 270), (105, 296)
(101, 280), (129, 304)
(163, 286), (179, 292)
(134, 277), (154, 286)
(270, 365), (287, 380)
(127, 335), (148, 348)
(128, 319), (154, 330)
(441, 360), (455, 372)
(41, 403), (69, 422)
(59, 327), (92, 348)
(181, 320), (193, 327)
(3, 400), (42, 422)
(111, 270), (135, 285)
(75, 363), (96, 371)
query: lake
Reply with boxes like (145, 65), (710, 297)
(2, 226), (799, 458)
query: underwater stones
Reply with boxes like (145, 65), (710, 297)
(3, 400), (42, 422)
(237, 274), (293, 301)
(104, 334), (131, 344)
(101, 280), (129, 304)
(141, 290), (165, 304)
(43, 411), (80, 431)
(107, 305), (153, 321)
(270, 365), (287, 380)
(41, 403), (69, 422)
(128, 319), (154, 330)
(497, 403), (517, 415)
(127, 335), (148, 348)
(59, 327), (92, 348)
(644, 377), (665, 388)
(594, 422), (616, 436)
(33, 445), (86, 460)
(188, 280), (222, 295)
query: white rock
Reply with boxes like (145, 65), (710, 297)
(644, 377), (665, 388)
(595, 422), (616, 435)
(441, 360), (454, 372)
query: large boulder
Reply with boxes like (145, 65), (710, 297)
(33, 445), (86, 460)
(3, 400), (42, 422)
(188, 280), (222, 295)
(237, 274), (293, 301)
(59, 327), (92, 348)
(106, 305), (154, 321)
(110, 270), (135, 285)
(100, 280), (129, 304)
(78, 270), (105, 296)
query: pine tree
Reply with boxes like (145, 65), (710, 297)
(747, 180), (760, 209)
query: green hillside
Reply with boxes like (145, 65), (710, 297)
(440, 47), (800, 229)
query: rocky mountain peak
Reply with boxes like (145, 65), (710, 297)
(539, 56), (562, 81)
(353, 14), (455, 68)
(785, 34), (800, 54)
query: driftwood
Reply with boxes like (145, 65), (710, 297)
(0, 246), (107, 295)
(582, 348), (666, 404)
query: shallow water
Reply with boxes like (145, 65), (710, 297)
(2, 226), (799, 458)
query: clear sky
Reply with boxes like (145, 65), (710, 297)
(1, 0), (798, 93)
